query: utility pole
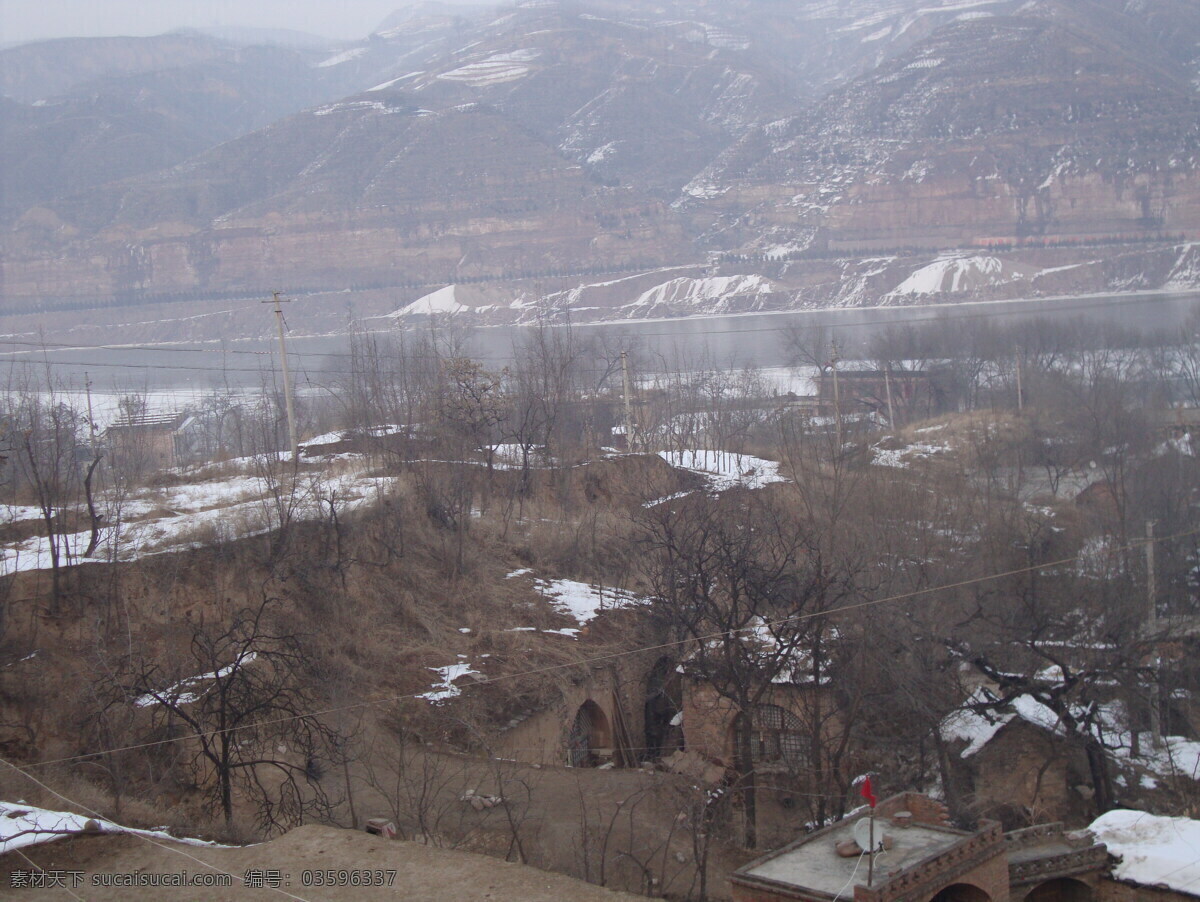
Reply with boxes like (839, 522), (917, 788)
(1015, 346), (1024, 412)
(84, 372), (97, 456)
(265, 291), (299, 463)
(830, 341), (842, 448)
(1146, 519), (1162, 747)
(884, 364), (896, 429)
(620, 351), (637, 452)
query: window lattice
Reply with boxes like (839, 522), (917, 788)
(750, 704), (806, 767)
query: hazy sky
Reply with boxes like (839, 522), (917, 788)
(0, 0), (486, 45)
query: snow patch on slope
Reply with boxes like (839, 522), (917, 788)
(419, 661), (481, 704)
(658, 450), (786, 491)
(624, 275), (778, 315)
(1089, 810), (1200, 894)
(134, 652), (259, 708)
(888, 255), (1036, 296)
(1164, 244), (1200, 289)
(0, 801), (226, 853)
(316, 47), (368, 68)
(533, 578), (650, 626)
(437, 49), (540, 87)
(313, 100), (408, 117)
(390, 285), (468, 316)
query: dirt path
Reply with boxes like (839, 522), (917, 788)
(1, 825), (649, 901)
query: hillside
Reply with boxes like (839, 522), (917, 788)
(3, 0), (1200, 322)
(2, 824), (648, 901)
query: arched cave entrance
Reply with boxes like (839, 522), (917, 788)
(1024, 878), (1093, 902)
(930, 883), (992, 902)
(643, 657), (682, 761)
(568, 700), (612, 768)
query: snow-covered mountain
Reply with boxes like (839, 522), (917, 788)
(4, 0), (1200, 325)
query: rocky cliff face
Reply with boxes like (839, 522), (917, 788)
(3, 0), (1200, 320)
(2, 98), (691, 302)
(686, 2), (1200, 254)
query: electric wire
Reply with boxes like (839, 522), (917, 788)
(0, 756), (315, 902)
(9, 844), (87, 902)
(0, 285), (1195, 375)
(15, 524), (1200, 773)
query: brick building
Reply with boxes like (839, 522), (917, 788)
(731, 794), (1111, 902)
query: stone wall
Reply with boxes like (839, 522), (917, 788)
(854, 820), (1009, 902)
(954, 722), (1092, 828)
(495, 650), (675, 768)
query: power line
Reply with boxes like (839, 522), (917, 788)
(0, 756), (315, 902)
(0, 291), (1193, 379)
(18, 525), (1200, 773)
(9, 844), (86, 902)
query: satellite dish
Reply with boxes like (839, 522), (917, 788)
(853, 818), (882, 854)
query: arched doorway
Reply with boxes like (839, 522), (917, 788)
(1024, 879), (1092, 902)
(643, 657), (682, 761)
(568, 700), (612, 767)
(930, 884), (992, 902)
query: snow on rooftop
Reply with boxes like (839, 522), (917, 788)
(1090, 809), (1200, 895)
(943, 686), (1200, 785)
(658, 449), (787, 491)
(0, 801), (226, 854)
(940, 688), (1060, 757)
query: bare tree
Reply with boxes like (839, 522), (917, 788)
(108, 594), (344, 831)
(639, 489), (852, 848)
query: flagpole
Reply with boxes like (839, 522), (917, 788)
(868, 809), (875, 886)
(860, 774), (877, 887)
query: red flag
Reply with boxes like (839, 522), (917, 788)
(860, 776), (877, 808)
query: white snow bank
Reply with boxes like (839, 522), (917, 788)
(299, 424), (410, 451)
(419, 662), (481, 704)
(134, 652), (258, 708)
(437, 50), (539, 87)
(533, 578), (650, 625)
(0, 459), (394, 575)
(1156, 434), (1195, 458)
(658, 450), (787, 491)
(312, 100), (406, 117)
(316, 47), (367, 68)
(389, 285), (468, 316)
(889, 256), (1036, 296)
(1090, 809), (1200, 893)
(1130, 735), (1200, 783)
(643, 491), (692, 508)
(872, 440), (950, 468)
(625, 275), (777, 314)
(0, 801), (226, 853)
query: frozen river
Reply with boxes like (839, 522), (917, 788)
(3, 291), (1198, 395)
